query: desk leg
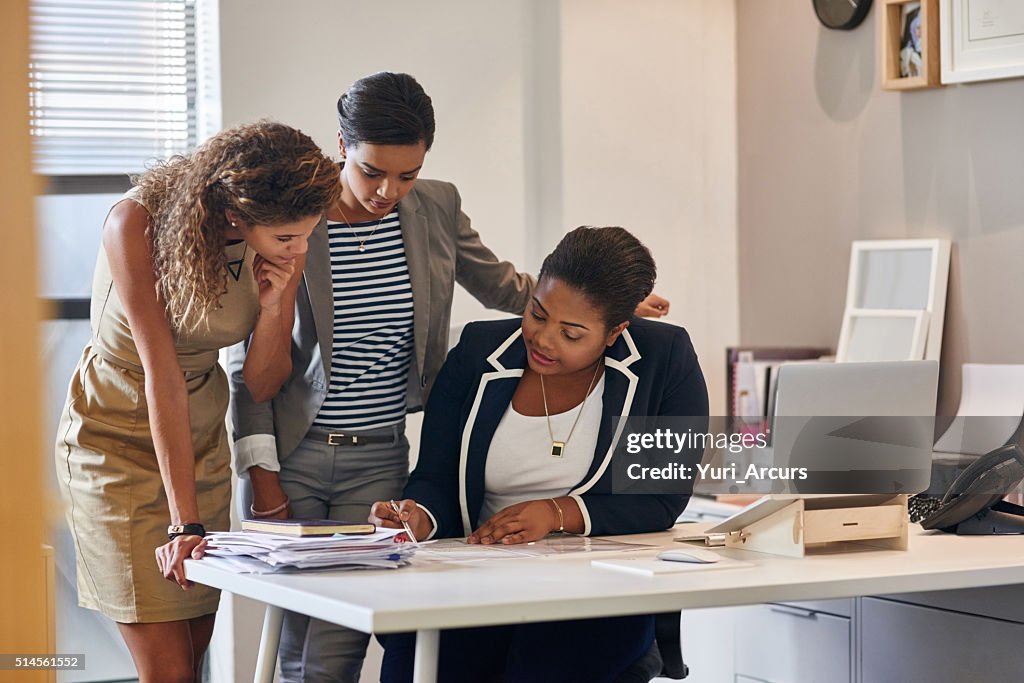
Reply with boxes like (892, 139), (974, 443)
(412, 628), (440, 683)
(253, 605), (284, 683)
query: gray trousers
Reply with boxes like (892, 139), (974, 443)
(246, 422), (409, 683)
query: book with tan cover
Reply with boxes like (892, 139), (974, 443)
(241, 518), (375, 536)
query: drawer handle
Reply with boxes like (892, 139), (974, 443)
(769, 605), (818, 619)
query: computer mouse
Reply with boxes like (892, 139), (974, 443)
(656, 548), (720, 564)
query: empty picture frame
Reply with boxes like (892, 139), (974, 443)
(837, 239), (951, 362)
(941, 0), (1024, 84)
(881, 0), (941, 90)
(837, 309), (928, 362)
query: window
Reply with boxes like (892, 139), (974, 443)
(32, 3), (221, 675)
(29, 0), (220, 177)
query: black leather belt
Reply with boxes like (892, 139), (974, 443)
(306, 427), (395, 447)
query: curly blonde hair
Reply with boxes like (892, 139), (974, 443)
(131, 120), (340, 332)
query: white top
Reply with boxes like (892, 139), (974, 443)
(480, 375), (605, 522)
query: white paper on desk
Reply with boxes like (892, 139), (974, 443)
(333, 528), (406, 544)
(591, 555), (752, 577)
(415, 540), (534, 563)
(934, 364), (1024, 455)
(415, 536), (651, 564)
(531, 535), (649, 554)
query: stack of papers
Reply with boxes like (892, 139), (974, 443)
(204, 528), (415, 573)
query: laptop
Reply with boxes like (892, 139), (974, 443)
(765, 359), (939, 496)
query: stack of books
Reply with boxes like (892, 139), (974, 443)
(203, 520), (416, 573)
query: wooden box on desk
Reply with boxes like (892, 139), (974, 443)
(707, 494), (909, 558)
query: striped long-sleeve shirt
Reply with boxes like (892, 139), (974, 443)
(312, 209), (414, 431)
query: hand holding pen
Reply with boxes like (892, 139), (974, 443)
(390, 499), (418, 543)
(368, 498), (433, 542)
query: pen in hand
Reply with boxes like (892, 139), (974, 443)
(390, 499), (418, 543)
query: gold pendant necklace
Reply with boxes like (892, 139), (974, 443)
(335, 200), (390, 252)
(539, 360), (603, 458)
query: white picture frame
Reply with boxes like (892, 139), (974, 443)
(836, 309), (929, 363)
(837, 239), (951, 363)
(941, 0), (1024, 83)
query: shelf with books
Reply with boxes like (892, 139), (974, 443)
(725, 346), (832, 436)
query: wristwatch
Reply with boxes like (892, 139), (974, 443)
(167, 523), (206, 540)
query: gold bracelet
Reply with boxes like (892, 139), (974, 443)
(548, 498), (565, 533)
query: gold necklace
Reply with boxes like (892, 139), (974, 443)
(334, 200), (390, 252)
(539, 360), (603, 458)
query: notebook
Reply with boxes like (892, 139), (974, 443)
(240, 518), (376, 537)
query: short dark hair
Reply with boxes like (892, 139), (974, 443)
(336, 72), (435, 150)
(539, 226), (656, 328)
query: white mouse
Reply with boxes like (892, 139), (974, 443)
(657, 548), (720, 564)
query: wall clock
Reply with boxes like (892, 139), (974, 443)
(813, 0), (873, 30)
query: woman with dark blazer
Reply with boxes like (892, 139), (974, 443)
(228, 72), (672, 683)
(371, 226), (709, 683)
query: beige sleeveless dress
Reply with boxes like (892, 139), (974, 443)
(55, 198), (259, 623)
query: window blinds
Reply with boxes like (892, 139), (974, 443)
(29, 0), (219, 176)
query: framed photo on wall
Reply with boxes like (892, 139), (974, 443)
(881, 0), (941, 89)
(941, 0), (1024, 83)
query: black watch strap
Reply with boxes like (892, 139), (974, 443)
(167, 523), (206, 540)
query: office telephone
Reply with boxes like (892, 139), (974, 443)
(921, 443), (1024, 534)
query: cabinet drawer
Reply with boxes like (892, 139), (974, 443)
(770, 598), (853, 618)
(735, 604), (850, 683)
(875, 585), (1024, 623)
(861, 597), (1024, 682)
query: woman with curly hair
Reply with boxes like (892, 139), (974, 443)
(55, 120), (340, 682)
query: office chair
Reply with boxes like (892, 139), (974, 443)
(614, 612), (688, 682)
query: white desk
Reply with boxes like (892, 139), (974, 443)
(185, 525), (1024, 683)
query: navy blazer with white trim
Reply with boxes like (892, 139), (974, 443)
(405, 317), (710, 538)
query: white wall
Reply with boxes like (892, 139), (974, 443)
(219, 1), (738, 411)
(560, 0), (739, 413)
(736, 0), (1024, 415)
(219, 0), (545, 325)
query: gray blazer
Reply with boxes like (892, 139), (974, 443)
(227, 179), (535, 473)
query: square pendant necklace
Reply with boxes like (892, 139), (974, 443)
(539, 360), (603, 458)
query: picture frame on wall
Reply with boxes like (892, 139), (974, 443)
(881, 0), (940, 89)
(941, 0), (1024, 83)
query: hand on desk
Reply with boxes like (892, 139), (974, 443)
(469, 499), (570, 545)
(369, 498), (435, 542)
(155, 535), (207, 590)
